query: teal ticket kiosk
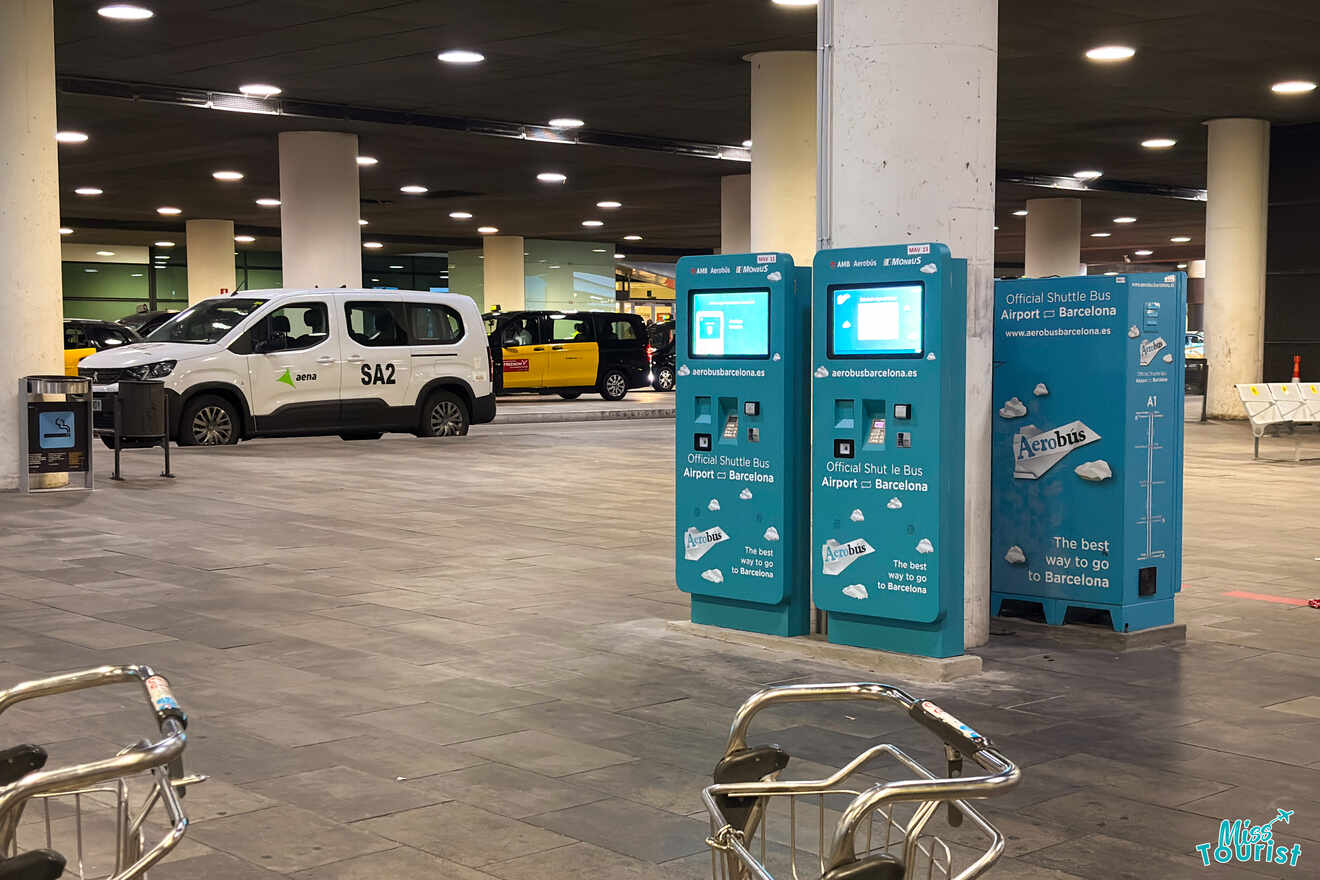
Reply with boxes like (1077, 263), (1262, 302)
(990, 272), (1185, 631)
(810, 244), (967, 657)
(675, 253), (811, 636)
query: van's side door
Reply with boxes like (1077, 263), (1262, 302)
(496, 313), (549, 389)
(545, 312), (599, 387)
(338, 297), (413, 425)
(239, 296), (341, 431)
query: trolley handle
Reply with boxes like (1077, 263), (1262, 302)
(0, 665), (188, 734)
(908, 699), (989, 761)
(723, 682), (916, 752)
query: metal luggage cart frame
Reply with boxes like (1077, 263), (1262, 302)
(701, 683), (1020, 880)
(0, 666), (205, 880)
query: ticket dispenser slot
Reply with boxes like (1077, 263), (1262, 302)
(811, 244), (968, 658)
(676, 253), (811, 637)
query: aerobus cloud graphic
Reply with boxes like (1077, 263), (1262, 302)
(999, 397), (1028, 419)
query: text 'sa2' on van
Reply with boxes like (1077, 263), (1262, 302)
(77, 289), (496, 446)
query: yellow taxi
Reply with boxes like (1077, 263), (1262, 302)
(64, 319), (141, 376)
(485, 310), (650, 401)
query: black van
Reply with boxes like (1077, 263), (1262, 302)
(485, 310), (650, 401)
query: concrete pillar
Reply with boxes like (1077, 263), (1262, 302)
(1, 0), (64, 489)
(1186, 259), (1206, 331)
(721, 175), (752, 254)
(749, 52), (816, 265)
(1025, 198), (1081, 277)
(278, 131), (362, 289)
(185, 220), (236, 303)
(483, 236), (525, 312)
(1204, 119), (1269, 418)
(827, 0), (998, 648)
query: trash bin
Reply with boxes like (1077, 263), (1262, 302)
(117, 380), (167, 439)
(19, 375), (94, 493)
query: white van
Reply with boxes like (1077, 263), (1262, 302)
(78, 289), (496, 446)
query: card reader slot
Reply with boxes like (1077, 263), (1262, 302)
(718, 397), (740, 446)
(862, 399), (887, 451)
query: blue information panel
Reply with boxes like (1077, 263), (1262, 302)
(811, 244), (967, 658)
(675, 254), (811, 637)
(990, 272), (1185, 632)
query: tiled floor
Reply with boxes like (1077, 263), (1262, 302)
(1, 419), (1317, 879)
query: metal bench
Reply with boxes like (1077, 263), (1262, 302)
(1235, 382), (1320, 460)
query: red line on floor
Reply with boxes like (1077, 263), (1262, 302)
(1224, 590), (1309, 606)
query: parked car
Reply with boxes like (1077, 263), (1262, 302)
(485, 310), (650, 401)
(118, 309), (179, 337)
(78, 288), (495, 446)
(648, 319), (676, 391)
(63, 319), (142, 376)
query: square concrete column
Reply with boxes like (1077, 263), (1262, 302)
(749, 51), (817, 265)
(279, 131), (362, 289)
(186, 219), (236, 303)
(483, 235), (525, 311)
(1025, 198), (1082, 277)
(721, 174), (751, 254)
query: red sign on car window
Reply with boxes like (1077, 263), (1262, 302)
(503, 358), (530, 372)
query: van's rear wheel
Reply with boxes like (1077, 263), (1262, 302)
(599, 369), (628, 402)
(419, 391), (469, 437)
(653, 367), (676, 392)
(179, 395), (239, 446)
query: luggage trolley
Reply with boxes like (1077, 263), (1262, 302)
(0, 666), (205, 880)
(702, 683), (1020, 880)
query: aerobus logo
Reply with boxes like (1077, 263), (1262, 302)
(1012, 420), (1100, 479)
(1195, 809), (1302, 869)
(683, 525), (730, 561)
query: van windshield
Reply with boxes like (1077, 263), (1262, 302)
(147, 299), (266, 344)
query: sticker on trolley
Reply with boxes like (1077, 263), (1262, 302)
(684, 525), (730, 561)
(821, 537), (875, 575)
(919, 700), (986, 745)
(144, 675), (180, 713)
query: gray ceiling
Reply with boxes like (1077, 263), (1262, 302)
(51, 0), (1320, 261)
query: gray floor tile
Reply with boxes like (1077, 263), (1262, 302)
(526, 799), (709, 863)
(459, 729), (638, 777)
(188, 805), (394, 873)
(355, 802), (575, 867)
(290, 846), (500, 879)
(414, 762), (608, 819)
(485, 841), (671, 880)
(243, 765), (446, 822)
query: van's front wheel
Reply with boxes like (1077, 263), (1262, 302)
(179, 394), (240, 446)
(419, 391), (469, 437)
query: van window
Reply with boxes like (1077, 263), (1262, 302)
(254, 303), (329, 352)
(148, 299), (267, 344)
(408, 302), (464, 344)
(499, 315), (541, 347)
(549, 314), (594, 343)
(600, 317), (640, 342)
(346, 301), (409, 347)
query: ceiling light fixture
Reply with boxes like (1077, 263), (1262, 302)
(771, 0), (818, 6)
(449, 211), (473, 219)
(1103, 271), (1119, 276)
(623, 234), (642, 241)
(548, 118), (585, 129)
(742, 139), (753, 148)
(1090, 232), (1112, 238)
(153, 241), (175, 247)
(400, 185), (428, 194)
(537, 172), (567, 183)
(55, 131), (88, 144)
(234, 235), (256, 243)
(614, 253), (625, 259)
(95, 250), (115, 256)
(389, 265), (404, 269)
(255, 198), (281, 207)
(596, 201), (622, 209)
(212, 170), (243, 181)
(358, 219), (368, 225)
(356, 156), (378, 166)
(74, 187), (103, 196)
(477, 226), (499, 234)
(1134, 249), (1153, 256)
(581, 220), (604, 227)
(363, 241), (383, 249)
(548, 265), (561, 269)
(438, 49), (485, 64)
(156, 206), (181, 215)
(1113, 216), (1137, 224)
(1271, 80), (1317, 95)
(1142, 137), (1177, 149)
(97, 4), (153, 20)
(238, 83), (281, 97)
(1013, 209), (1028, 216)
(1073, 169), (1103, 180)
(1170, 235), (1192, 243)
(1085, 45), (1135, 62)
(1177, 263), (1188, 268)
(83, 268), (99, 273)
(59, 227), (73, 235)
(591, 248), (607, 253)
(131, 273), (143, 277)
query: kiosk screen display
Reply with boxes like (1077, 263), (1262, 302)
(690, 289), (770, 358)
(829, 283), (924, 357)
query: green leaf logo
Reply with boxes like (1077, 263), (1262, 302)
(277, 368), (295, 388)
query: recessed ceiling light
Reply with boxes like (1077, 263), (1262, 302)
(131, 273), (143, 277)
(400, 185), (428, 194)
(1073, 169), (1103, 180)
(358, 219), (368, 225)
(156, 206), (181, 215)
(1271, 80), (1317, 95)
(1103, 271), (1119, 276)
(363, 241), (383, 249)
(95, 250), (115, 256)
(1142, 137), (1177, 149)
(772, 0), (818, 6)
(55, 131), (88, 144)
(1013, 209), (1028, 216)
(549, 265), (561, 269)
(537, 172), (567, 183)
(74, 187), (103, 196)
(1085, 45), (1135, 62)
(993, 225), (999, 231)
(1170, 235), (1192, 243)
(477, 226), (499, 234)
(154, 255), (170, 260)
(623, 234), (642, 241)
(84, 268), (99, 273)
(59, 227), (73, 235)
(1177, 263), (1188, 268)
(154, 240), (175, 247)
(356, 156), (378, 166)
(449, 211), (473, 219)
(1134, 249), (1153, 256)
(438, 49), (485, 64)
(592, 248), (607, 253)
(1090, 232), (1112, 238)
(596, 201), (622, 209)
(98, 4), (153, 20)
(1113, 216), (1137, 224)
(614, 253), (626, 259)
(548, 118), (585, 129)
(238, 83), (281, 97)
(255, 197), (281, 207)
(581, 220), (604, 227)
(234, 235), (256, 243)
(212, 170), (244, 181)
(742, 139), (753, 148)
(389, 264), (404, 269)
